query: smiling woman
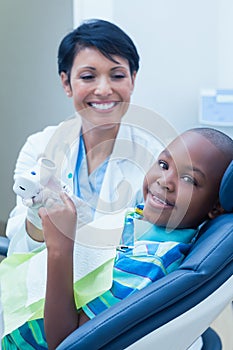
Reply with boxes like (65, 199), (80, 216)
(61, 46), (135, 134)
(5, 19), (162, 255)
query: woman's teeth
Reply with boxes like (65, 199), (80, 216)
(89, 102), (116, 110)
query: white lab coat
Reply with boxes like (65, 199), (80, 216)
(6, 113), (163, 255)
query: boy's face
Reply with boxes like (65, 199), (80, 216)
(143, 131), (227, 229)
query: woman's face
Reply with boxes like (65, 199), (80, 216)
(61, 47), (136, 131)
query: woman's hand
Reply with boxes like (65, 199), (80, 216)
(39, 191), (77, 254)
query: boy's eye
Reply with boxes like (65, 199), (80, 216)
(182, 175), (197, 186)
(158, 160), (168, 170)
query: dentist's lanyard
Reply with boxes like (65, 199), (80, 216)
(74, 134), (85, 199)
(74, 134), (109, 206)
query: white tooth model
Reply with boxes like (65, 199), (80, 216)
(13, 158), (57, 207)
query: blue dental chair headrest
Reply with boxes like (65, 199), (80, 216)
(220, 160), (233, 212)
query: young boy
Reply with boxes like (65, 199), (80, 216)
(2, 127), (233, 349)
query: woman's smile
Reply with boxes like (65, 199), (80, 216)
(86, 101), (119, 112)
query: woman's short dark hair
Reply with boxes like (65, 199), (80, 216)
(58, 19), (140, 82)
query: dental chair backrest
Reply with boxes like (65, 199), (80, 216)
(220, 160), (233, 212)
(57, 160), (233, 350)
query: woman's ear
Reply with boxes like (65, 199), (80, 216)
(131, 71), (137, 92)
(208, 200), (226, 220)
(60, 72), (72, 97)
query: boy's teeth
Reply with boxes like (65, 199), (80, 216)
(153, 195), (167, 205)
(90, 102), (115, 110)
(152, 195), (174, 207)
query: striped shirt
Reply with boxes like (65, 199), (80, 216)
(82, 204), (197, 319)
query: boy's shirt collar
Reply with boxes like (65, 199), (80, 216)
(124, 204), (197, 245)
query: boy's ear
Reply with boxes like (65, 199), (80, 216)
(208, 200), (226, 220)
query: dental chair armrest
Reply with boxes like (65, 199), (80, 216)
(0, 236), (10, 257)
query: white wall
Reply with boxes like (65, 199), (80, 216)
(119, 0), (219, 131)
(0, 0), (74, 223)
(75, 0), (233, 136)
(1, 0), (233, 224)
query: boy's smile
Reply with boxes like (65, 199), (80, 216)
(143, 131), (229, 229)
(147, 190), (175, 209)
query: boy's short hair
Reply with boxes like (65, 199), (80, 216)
(189, 127), (233, 162)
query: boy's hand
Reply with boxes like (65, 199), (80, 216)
(39, 192), (77, 253)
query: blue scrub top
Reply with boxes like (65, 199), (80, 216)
(74, 134), (109, 217)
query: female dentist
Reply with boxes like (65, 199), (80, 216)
(6, 19), (162, 254)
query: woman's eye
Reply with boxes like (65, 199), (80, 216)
(112, 74), (125, 79)
(158, 160), (168, 170)
(182, 175), (197, 186)
(80, 74), (95, 80)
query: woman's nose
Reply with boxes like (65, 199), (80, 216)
(94, 77), (112, 96)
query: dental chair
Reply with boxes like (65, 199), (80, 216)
(56, 161), (233, 350)
(1, 162), (233, 349)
